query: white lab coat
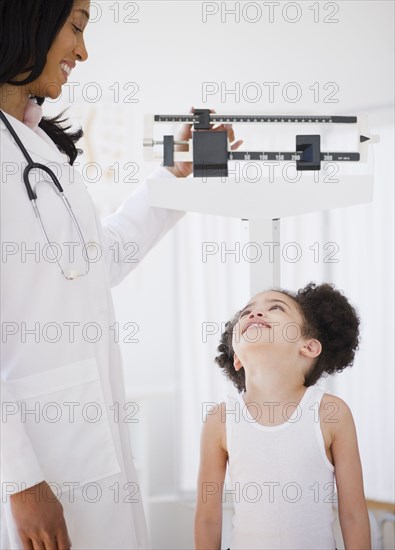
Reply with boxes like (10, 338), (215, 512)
(0, 112), (184, 549)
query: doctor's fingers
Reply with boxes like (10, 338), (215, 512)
(30, 538), (46, 550)
(211, 123), (241, 145)
(29, 532), (67, 550)
(213, 124), (243, 150)
(175, 106), (196, 142)
(54, 529), (72, 550)
(32, 534), (60, 550)
(230, 139), (244, 151)
(20, 535), (34, 550)
(176, 107), (217, 141)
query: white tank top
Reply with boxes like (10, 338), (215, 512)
(225, 385), (337, 550)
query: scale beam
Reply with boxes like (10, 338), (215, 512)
(145, 110), (379, 295)
(144, 109), (379, 177)
(153, 114), (358, 124)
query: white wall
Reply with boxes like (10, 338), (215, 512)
(45, 1), (394, 547)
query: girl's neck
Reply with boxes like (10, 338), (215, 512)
(241, 351), (307, 405)
(242, 382), (309, 427)
(243, 373), (306, 406)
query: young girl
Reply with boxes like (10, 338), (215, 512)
(195, 283), (371, 550)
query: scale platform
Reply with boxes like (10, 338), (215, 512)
(146, 175), (373, 219)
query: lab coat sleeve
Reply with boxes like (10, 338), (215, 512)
(99, 166), (186, 287)
(1, 385), (45, 496)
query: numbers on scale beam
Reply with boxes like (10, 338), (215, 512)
(226, 151), (358, 162)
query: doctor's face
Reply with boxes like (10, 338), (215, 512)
(29, 0), (90, 99)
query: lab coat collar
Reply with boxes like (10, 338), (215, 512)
(0, 109), (66, 164)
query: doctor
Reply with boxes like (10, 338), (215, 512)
(0, 1), (242, 549)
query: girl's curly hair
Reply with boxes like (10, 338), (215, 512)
(215, 282), (360, 392)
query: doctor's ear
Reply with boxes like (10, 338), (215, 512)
(233, 354), (243, 371)
(300, 339), (322, 359)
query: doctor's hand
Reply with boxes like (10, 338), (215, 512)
(10, 481), (71, 550)
(165, 107), (243, 178)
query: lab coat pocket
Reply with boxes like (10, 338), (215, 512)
(6, 358), (121, 488)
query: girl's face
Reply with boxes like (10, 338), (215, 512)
(28, 0), (90, 99)
(232, 290), (306, 356)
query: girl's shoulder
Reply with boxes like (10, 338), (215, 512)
(202, 401), (228, 452)
(203, 401), (227, 418)
(319, 392), (355, 443)
(320, 391), (352, 414)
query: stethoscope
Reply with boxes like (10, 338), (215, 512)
(0, 109), (90, 280)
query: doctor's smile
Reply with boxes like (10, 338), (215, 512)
(60, 61), (75, 81)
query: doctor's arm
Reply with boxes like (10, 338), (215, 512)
(195, 403), (228, 550)
(99, 113), (243, 287)
(331, 396), (371, 550)
(98, 111), (193, 287)
(99, 165), (184, 287)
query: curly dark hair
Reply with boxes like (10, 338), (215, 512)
(215, 282), (360, 393)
